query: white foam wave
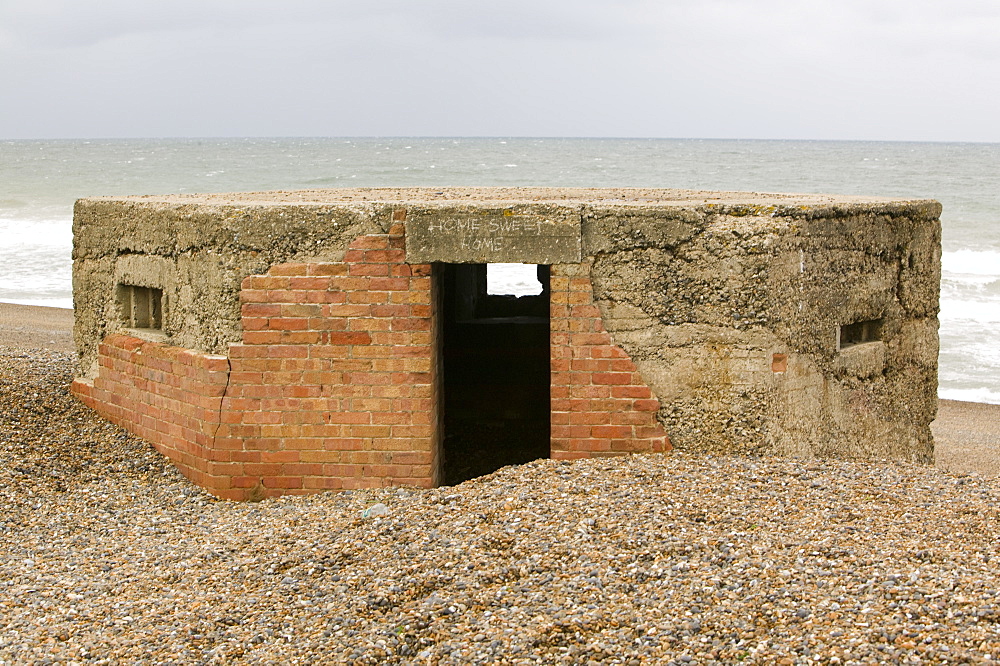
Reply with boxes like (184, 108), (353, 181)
(0, 217), (73, 248)
(940, 298), (1000, 323)
(940, 249), (1000, 323)
(938, 387), (1000, 405)
(941, 249), (1000, 278)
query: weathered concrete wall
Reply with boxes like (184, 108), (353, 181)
(580, 199), (941, 462)
(73, 187), (941, 493)
(73, 196), (392, 375)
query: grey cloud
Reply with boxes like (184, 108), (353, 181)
(0, 0), (997, 140)
(0, 0), (651, 50)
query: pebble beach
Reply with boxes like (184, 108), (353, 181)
(3, 307), (1000, 664)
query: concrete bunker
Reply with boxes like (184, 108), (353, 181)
(70, 187), (941, 500)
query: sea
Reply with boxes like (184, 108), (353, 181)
(1, 138), (998, 403)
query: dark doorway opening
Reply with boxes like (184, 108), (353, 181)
(438, 263), (551, 485)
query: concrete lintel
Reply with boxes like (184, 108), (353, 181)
(404, 208), (581, 264)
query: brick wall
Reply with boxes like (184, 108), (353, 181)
(549, 262), (671, 459)
(74, 228), (669, 499)
(74, 224), (437, 500)
(220, 224), (436, 498)
(71, 334), (231, 490)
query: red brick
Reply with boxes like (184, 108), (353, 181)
(309, 263), (348, 276)
(350, 425), (393, 438)
(360, 249), (403, 263)
(570, 305), (602, 318)
(240, 288), (268, 303)
(347, 290), (391, 304)
(288, 276), (331, 290)
(612, 411), (654, 426)
(326, 411), (371, 425)
(349, 318), (391, 332)
(410, 304), (432, 318)
(611, 385), (652, 399)
(391, 372), (431, 386)
(280, 303), (323, 317)
(308, 317), (347, 331)
(257, 346), (300, 361)
(390, 290), (431, 305)
(410, 332), (433, 346)
(242, 411), (283, 425)
(261, 450), (301, 463)
(369, 277), (410, 291)
(550, 411), (571, 425)
(591, 425), (632, 439)
(349, 263), (390, 277)
(389, 451), (432, 465)
(551, 425), (573, 438)
(268, 317), (309, 331)
(349, 235), (390, 250)
(262, 476), (304, 489)
(309, 345), (351, 359)
(364, 464), (412, 479)
(551, 451), (588, 461)
(371, 304), (411, 318)
(303, 476), (345, 490)
(571, 412), (611, 426)
(392, 318), (430, 332)
(635, 426), (668, 439)
(592, 372), (632, 386)
(251, 275), (291, 289)
(243, 303), (282, 317)
(325, 331), (372, 345)
(243, 331), (283, 345)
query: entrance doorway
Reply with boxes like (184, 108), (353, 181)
(437, 263), (551, 485)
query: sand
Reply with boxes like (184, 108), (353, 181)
(0, 300), (995, 476)
(932, 400), (1000, 476)
(0, 301), (75, 353)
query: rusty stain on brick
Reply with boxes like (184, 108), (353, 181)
(772, 353), (788, 373)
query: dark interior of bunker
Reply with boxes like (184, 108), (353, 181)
(438, 264), (551, 485)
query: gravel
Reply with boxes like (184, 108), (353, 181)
(3, 344), (1000, 664)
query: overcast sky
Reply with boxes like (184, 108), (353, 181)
(1, 0), (998, 141)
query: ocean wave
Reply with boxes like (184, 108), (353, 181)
(938, 387), (1000, 405)
(940, 278), (1000, 304)
(939, 297), (1000, 323)
(941, 249), (1000, 278)
(0, 217), (74, 248)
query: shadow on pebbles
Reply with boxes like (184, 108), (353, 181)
(3, 345), (1000, 665)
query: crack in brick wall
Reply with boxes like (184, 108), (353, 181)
(71, 336), (231, 490)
